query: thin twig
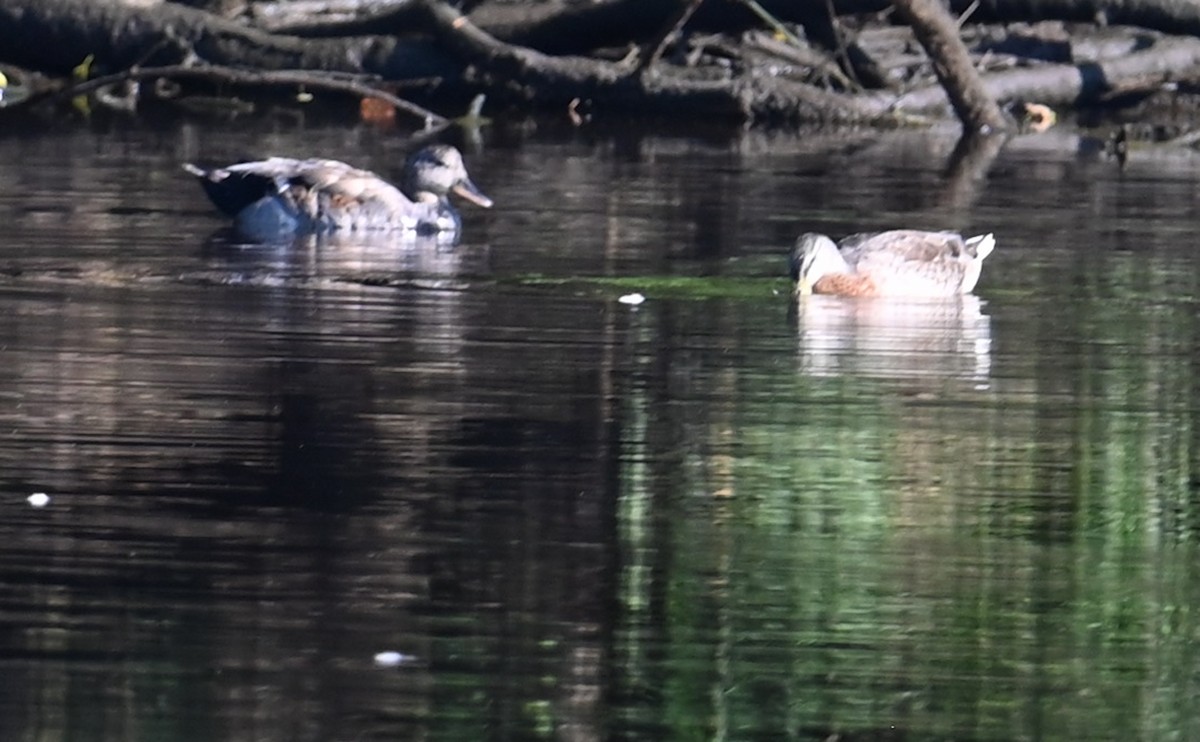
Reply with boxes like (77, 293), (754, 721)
(637, 0), (706, 72)
(736, 0), (805, 49)
(821, 0), (862, 91)
(736, 0), (857, 91)
(956, 0), (981, 28)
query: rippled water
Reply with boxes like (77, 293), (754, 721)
(2, 111), (1200, 741)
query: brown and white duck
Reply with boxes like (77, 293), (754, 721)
(789, 230), (995, 297)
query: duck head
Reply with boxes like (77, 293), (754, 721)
(790, 233), (849, 296)
(404, 144), (493, 208)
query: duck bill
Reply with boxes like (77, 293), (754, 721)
(452, 179), (493, 208)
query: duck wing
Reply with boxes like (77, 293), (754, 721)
(841, 230), (966, 263)
(202, 158), (417, 229)
(842, 230), (978, 296)
(289, 159), (419, 229)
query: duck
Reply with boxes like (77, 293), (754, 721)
(183, 144), (492, 238)
(789, 229), (995, 297)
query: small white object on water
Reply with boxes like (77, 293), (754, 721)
(373, 651), (411, 667)
(27, 492), (50, 508)
(618, 293), (645, 306)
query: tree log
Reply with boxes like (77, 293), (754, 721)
(467, 0), (1200, 53)
(894, 35), (1200, 112)
(0, 0), (459, 81)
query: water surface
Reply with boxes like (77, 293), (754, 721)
(1, 112), (1199, 741)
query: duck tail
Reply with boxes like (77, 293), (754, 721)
(182, 163), (272, 219)
(967, 233), (996, 261)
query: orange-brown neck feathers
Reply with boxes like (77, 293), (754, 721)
(811, 274), (878, 297)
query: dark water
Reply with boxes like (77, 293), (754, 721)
(2, 111), (1200, 741)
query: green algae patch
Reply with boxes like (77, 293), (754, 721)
(509, 274), (790, 302)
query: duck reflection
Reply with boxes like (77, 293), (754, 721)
(793, 294), (992, 386)
(198, 226), (486, 284)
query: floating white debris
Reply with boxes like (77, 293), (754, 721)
(27, 492), (50, 508)
(373, 651), (411, 667)
(618, 293), (645, 306)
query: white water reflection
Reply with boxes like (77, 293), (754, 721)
(197, 227), (489, 285)
(793, 294), (991, 385)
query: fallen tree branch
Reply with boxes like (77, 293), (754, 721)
(25, 62), (448, 125)
(469, 0), (1200, 53)
(892, 0), (1010, 133)
(4, 0), (1200, 127)
(467, 0), (861, 53)
(419, 0), (892, 123)
(247, 0), (427, 37)
(0, 0), (460, 83)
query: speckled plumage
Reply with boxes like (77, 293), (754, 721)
(790, 230), (995, 297)
(184, 144), (492, 239)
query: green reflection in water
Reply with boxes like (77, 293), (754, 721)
(612, 259), (1200, 741)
